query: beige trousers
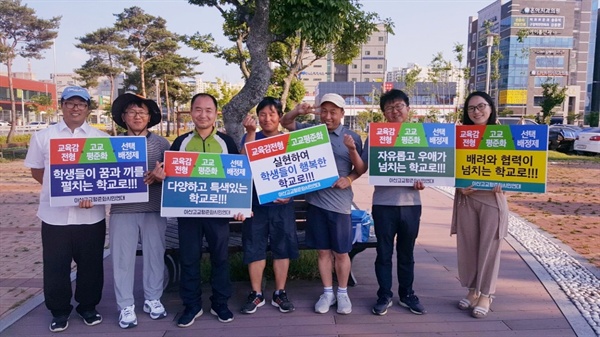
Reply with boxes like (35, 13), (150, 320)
(455, 196), (503, 295)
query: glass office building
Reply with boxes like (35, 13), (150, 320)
(467, 0), (598, 120)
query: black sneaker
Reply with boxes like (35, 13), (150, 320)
(372, 297), (392, 315)
(210, 303), (234, 323)
(399, 294), (426, 315)
(271, 290), (295, 313)
(240, 291), (265, 314)
(49, 315), (69, 332)
(177, 307), (203, 328)
(78, 310), (102, 326)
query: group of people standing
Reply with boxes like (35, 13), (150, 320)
(25, 86), (507, 333)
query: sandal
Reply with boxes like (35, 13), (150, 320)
(458, 297), (477, 310)
(458, 289), (479, 310)
(471, 295), (493, 318)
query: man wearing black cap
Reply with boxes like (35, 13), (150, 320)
(109, 93), (170, 329)
(25, 86), (109, 332)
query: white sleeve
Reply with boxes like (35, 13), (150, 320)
(24, 132), (45, 169)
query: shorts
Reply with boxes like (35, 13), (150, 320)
(242, 202), (299, 264)
(305, 204), (352, 254)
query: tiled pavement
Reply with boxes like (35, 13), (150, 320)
(0, 175), (597, 336)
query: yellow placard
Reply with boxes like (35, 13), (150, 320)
(456, 149), (547, 184)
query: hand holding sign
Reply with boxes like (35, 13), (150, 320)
(144, 161), (165, 185)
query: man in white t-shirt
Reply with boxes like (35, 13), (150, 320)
(25, 86), (109, 333)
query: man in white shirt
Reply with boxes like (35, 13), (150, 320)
(25, 86), (109, 333)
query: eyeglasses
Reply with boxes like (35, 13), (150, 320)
(383, 104), (407, 113)
(125, 110), (150, 117)
(467, 103), (489, 113)
(63, 102), (88, 109)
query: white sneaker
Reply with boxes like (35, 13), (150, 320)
(314, 293), (336, 314)
(119, 305), (137, 329)
(143, 299), (167, 319)
(336, 293), (352, 314)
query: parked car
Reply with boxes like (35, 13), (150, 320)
(548, 125), (581, 152)
(0, 121), (10, 127)
(498, 117), (538, 125)
(574, 127), (600, 155)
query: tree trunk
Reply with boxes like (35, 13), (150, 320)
(140, 59), (147, 97)
(164, 77), (171, 137)
(221, 0), (272, 149)
(109, 75), (117, 135)
(6, 60), (16, 144)
(280, 39), (306, 112)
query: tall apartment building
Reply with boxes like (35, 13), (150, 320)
(466, 0), (598, 120)
(299, 23), (388, 96)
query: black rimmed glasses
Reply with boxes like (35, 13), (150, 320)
(125, 110), (150, 117)
(63, 102), (88, 109)
(467, 103), (489, 113)
(383, 103), (407, 113)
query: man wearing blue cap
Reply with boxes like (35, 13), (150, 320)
(25, 86), (109, 332)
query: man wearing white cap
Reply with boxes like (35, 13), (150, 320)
(25, 86), (109, 332)
(281, 93), (365, 315)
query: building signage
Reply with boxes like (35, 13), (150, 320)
(521, 7), (560, 15)
(534, 49), (566, 55)
(530, 70), (568, 76)
(513, 16), (564, 29)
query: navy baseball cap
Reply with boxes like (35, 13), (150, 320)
(61, 86), (91, 102)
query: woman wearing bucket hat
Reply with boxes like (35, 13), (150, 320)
(109, 93), (171, 329)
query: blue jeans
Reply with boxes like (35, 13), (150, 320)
(177, 217), (231, 309)
(372, 205), (422, 299)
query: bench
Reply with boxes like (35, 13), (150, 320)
(150, 197), (377, 289)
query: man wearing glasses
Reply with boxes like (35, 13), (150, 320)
(359, 89), (427, 316)
(109, 93), (171, 329)
(25, 86), (109, 332)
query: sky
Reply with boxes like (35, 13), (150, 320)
(10, 0), (505, 83)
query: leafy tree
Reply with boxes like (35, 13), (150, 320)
(114, 6), (179, 97)
(186, 0), (392, 146)
(75, 27), (127, 135)
(147, 49), (200, 136)
(0, 0), (60, 143)
(186, 0), (272, 145)
(29, 94), (53, 122)
(265, 66), (305, 111)
(403, 66), (422, 98)
(539, 81), (567, 124)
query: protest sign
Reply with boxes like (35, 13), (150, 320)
(161, 151), (252, 217)
(368, 122), (455, 186)
(49, 136), (148, 206)
(456, 124), (548, 192)
(245, 124), (338, 204)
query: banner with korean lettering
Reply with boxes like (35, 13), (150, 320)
(456, 125), (548, 193)
(368, 122), (455, 186)
(49, 136), (148, 206)
(244, 124), (339, 204)
(161, 151), (252, 217)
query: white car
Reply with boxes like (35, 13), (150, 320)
(574, 127), (600, 155)
(0, 121), (9, 126)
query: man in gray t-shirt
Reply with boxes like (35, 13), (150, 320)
(360, 89), (427, 316)
(280, 93), (365, 315)
(109, 93), (170, 329)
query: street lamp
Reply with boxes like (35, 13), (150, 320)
(485, 33), (498, 95)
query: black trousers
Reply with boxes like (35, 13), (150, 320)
(41, 220), (106, 317)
